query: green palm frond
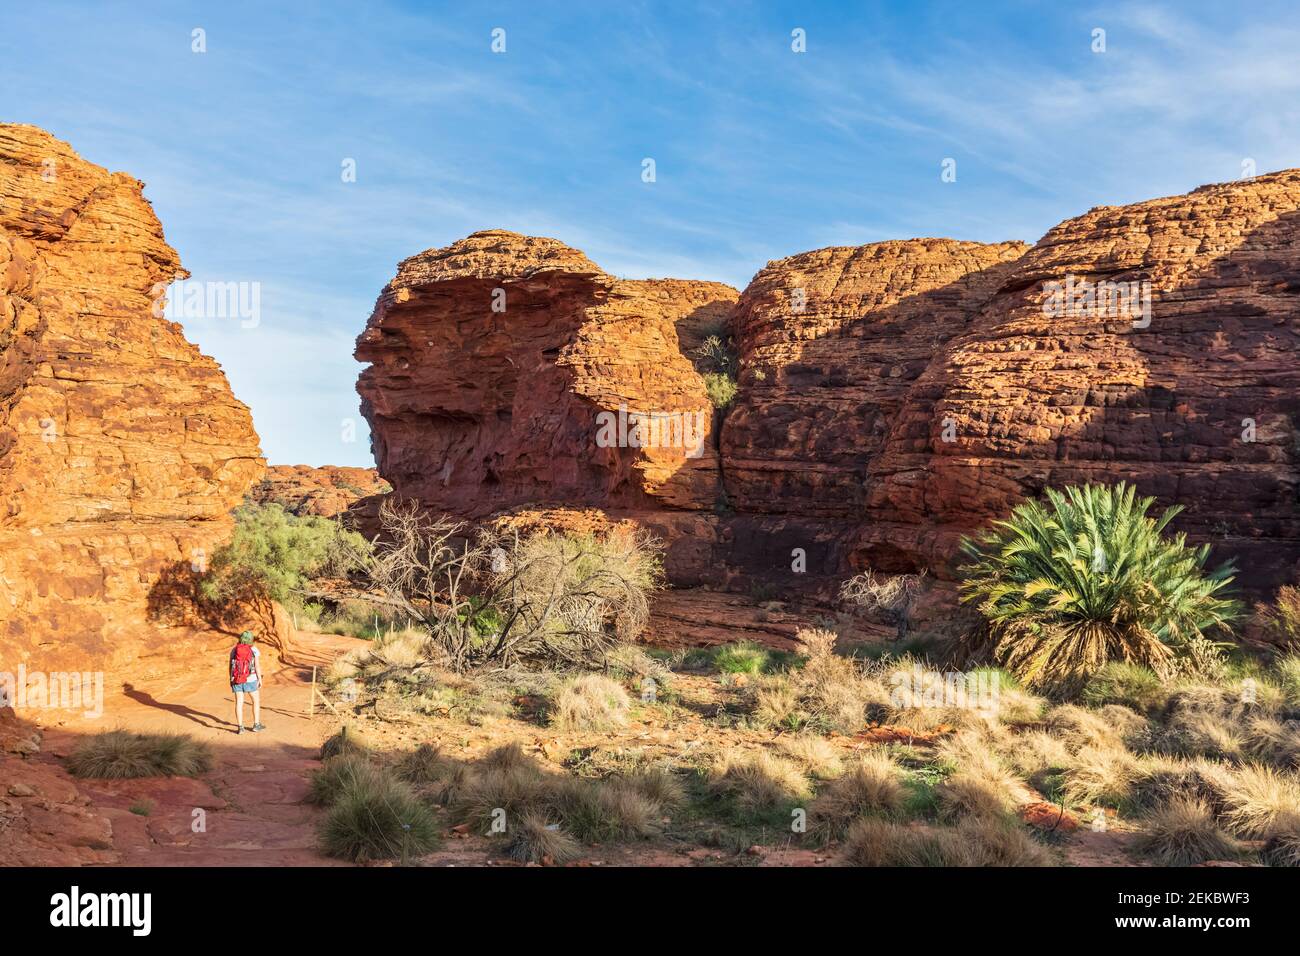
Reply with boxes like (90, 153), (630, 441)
(958, 483), (1241, 693)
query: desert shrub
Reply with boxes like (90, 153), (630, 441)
(67, 731), (213, 779)
(198, 503), (370, 608)
(778, 736), (844, 780)
(1257, 585), (1300, 647)
(1082, 662), (1168, 713)
(318, 768), (440, 863)
(841, 816), (1052, 867)
(1043, 704), (1128, 753)
(553, 778), (662, 842)
(354, 500), (663, 670)
(307, 754), (381, 806)
(1134, 796), (1241, 865)
(933, 733), (1031, 820)
(1243, 715), (1300, 770)
(708, 750), (811, 815)
(839, 569), (927, 639)
(319, 726), (369, 761)
(550, 674), (631, 731)
(752, 676), (808, 730)
(394, 743), (472, 803)
(1261, 814), (1300, 867)
(617, 764), (687, 810)
(1220, 764), (1300, 838)
(713, 641), (772, 675)
(1129, 756), (1234, 811)
(794, 628), (890, 734)
(504, 811), (581, 864)
(1061, 744), (1140, 809)
(451, 762), (558, 834)
(809, 751), (905, 840)
(1274, 654), (1300, 705)
(1000, 731), (1073, 792)
(958, 483), (1240, 693)
(702, 371), (738, 409)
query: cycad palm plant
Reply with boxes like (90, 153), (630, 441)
(958, 483), (1240, 693)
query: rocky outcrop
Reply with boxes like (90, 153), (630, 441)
(0, 124), (264, 668)
(361, 172), (1300, 594)
(723, 239), (1028, 516)
(356, 230), (737, 515)
(859, 170), (1300, 586)
(249, 465), (390, 518)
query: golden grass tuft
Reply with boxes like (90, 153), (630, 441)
(1133, 796), (1241, 865)
(504, 810), (581, 864)
(809, 750), (905, 840)
(1220, 764), (1300, 838)
(778, 735), (845, 780)
(551, 673), (631, 731)
(66, 730), (213, 779)
(709, 749), (811, 812)
(841, 816), (1053, 867)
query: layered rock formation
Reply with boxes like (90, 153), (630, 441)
(356, 230), (737, 516)
(0, 124), (264, 668)
(360, 170), (1300, 593)
(859, 171), (1300, 586)
(249, 464), (390, 518)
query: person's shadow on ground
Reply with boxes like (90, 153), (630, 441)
(121, 683), (234, 731)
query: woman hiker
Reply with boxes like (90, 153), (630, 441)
(229, 630), (266, 735)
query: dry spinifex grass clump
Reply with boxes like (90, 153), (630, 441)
(1133, 796), (1241, 865)
(550, 673), (631, 731)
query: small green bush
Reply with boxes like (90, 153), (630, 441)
(712, 641), (771, 675)
(1082, 663), (1168, 713)
(703, 372), (738, 409)
(199, 503), (371, 608)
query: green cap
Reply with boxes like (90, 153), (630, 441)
(239, 631), (255, 644)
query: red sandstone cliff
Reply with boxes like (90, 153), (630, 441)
(249, 465), (390, 518)
(358, 171), (1300, 592)
(0, 125), (265, 668)
(356, 230), (737, 515)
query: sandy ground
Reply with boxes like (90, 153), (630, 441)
(1, 628), (1159, 867)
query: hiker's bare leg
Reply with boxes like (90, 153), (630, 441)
(251, 688), (261, 725)
(235, 689), (245, 728)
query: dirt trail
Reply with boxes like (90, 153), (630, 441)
(4, 630), (363, 866)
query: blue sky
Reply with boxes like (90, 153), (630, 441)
(3, 1), (1298, 467)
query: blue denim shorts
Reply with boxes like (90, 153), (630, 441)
(231, 681), (260, 693)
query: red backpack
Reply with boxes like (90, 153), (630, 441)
(231, 644), (256, 684)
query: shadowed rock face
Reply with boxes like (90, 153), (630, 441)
(0, 124), (264, 667)
(355, 230), (738, 515)
(360, 171), (1300, 592)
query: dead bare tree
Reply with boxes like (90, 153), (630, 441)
(344, 499), (663, 671)
(839, 568), (927, 640)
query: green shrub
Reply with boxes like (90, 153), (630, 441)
(713, 641), (771, 675)
(67, 731), (213, 779)
(1082, 663), (1168, 712)
(958, 483), (1240, 692)
(199, 503), (371, 608)
(307, 755), (380, 806)
(318, 767), (440, 863)
(703, 372), (738, 409)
